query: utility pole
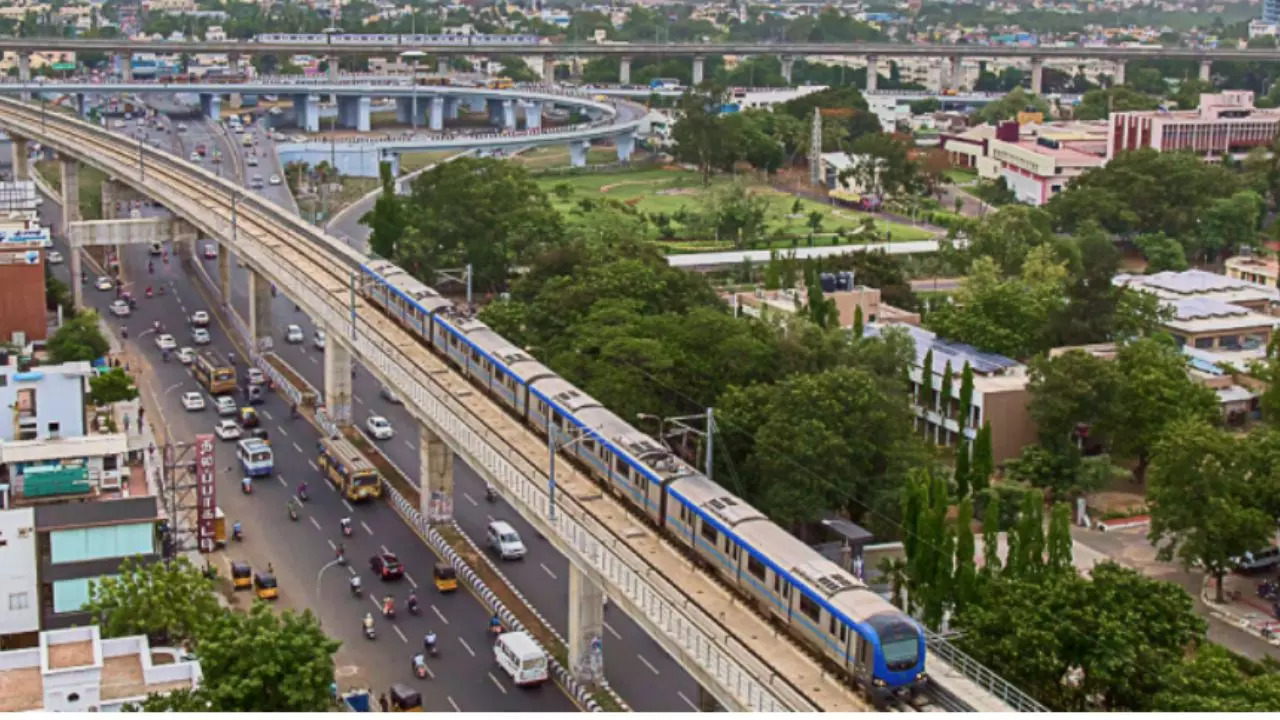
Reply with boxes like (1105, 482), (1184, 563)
(637, 409), (716, 481)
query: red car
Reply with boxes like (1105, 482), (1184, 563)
(370, 552), (404, 580)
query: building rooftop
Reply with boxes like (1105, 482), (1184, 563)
(866, 322), (1028, 389)
(1116, 269), (1280, 306)
(1163, 297), (1278, 335)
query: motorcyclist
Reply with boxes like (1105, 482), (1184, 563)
(382, 595), (395, 616)
(340, 517), (352, 534)
(145, 285), (153, 297)
(336, 542), (346, 563)
(413, 652), (426, 671)
(242, 477), (252, 493)
(298, 480), (309, 498)
(350, 575), (362, 593)
(407, 591), (418, 612)
(121, 325), (128, 338)
(424, 630), (437, 651)
(485, 482), (497, 500)
(489, 613), (503, 633)
(363, 613), (374, 632)
(232, 521), (242, 539)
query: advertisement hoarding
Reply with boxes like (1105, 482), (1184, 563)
(195, 434), (217, 553)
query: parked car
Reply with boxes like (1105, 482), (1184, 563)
(46, 250), (63, 264)
(268, 174), (282, 186)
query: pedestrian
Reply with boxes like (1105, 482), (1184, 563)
(378, 694), (389, 713)
(138, 407), (145, 424)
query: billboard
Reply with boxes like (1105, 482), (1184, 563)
(0, 227), (51, 248)
(195, 434), (217, 553)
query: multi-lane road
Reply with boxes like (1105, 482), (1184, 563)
(30, 96), (699, 712)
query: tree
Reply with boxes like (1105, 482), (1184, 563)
(1046, 502), (1074, 575)
(1197, 190), (1263, 261)
(1129, 67), (1168, 95)
(939, 360), (954, 420)
(921, 348), (935, 414)
(958, 362), (974, 424)
(1154, 644), (1280, 712)
(954, 497), (978, 611)
(1073, 86), (1161, 120)
(1016, 489), (1046, 578)
(852, 304), (864, 338)
(89, 367), (139, 406)
(842, 132), (922, 200)
(497, 56), (539, 82)
(671, 86), (740, 184)
(954, 439), (972, 498)
(394, 157), (562, 291)
(981, 491), (1001, 575)
(699, 181), (770, 248)
(1134, 232), (1189, 273)
(360, 161), (403, 259)
(48, 310), (110, 363)
(977, 88), (1050, 123)
(83, 557), (222, 646)
(971, 422), (993, 493)
(1147, 419), (1275, 602)
(1028, 349), (1119, 447)
(964, 205), (1058, 276)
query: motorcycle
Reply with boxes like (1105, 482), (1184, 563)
(241, 478), (252, 494)
(342, 523), (353, 538)
(363, 623), (376, 641)
(232, 526), (244, 542)
(485, 486), (498, 503)
(288, 505), (298, 521)
(145, 287), (153, 299)
(489, 623), (503, 638)
(407, 599), (420, 616)
(382, 603), (396, 619)
(299, 485), (309, 502)
(350, 579), (362, 597)
(413, 658), (428, 679)
(336, 548), (347, 566)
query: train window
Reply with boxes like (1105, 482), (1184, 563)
(746, 555), (766, 580)
(699, 519), (717, 545)
(613, 456), (626, 475)
(839, 623), (849, 643)
(799, 594), (821, 623)
(828, 616), (838, 635)
(584, 438), (596, 454)
(471, 348), (481, 363)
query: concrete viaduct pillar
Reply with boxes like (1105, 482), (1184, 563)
(445, 96), (459, 120)
(525, 101), (542, 130)
(323, 334), (353, 426)
(327, 59), (340, 83)
(692, 55), (705, 86)
(1113, 61), (1126, 86)
(199, 93), (221, 122)
(118, 54), (132, 82)
(615, 131), (634, 162)
(437, 55), (450, 76)
(619, 56), (632, 85)
(569, 139), (589, 167)
(217, 245), (232, 301)
(865, 55), (879, 93)
(420, 424), (453, 523)
(337, 96), (371, 132)
(1200, 59), (1213, 83)
(1030, 57), (1044, 95)
(248, 269), (273, 354)
(541, 56), (556, 84)
(429, 96), (444, 131)
(228, 52), (241, 77)
(61, 157), (82, 308)
(486, 98), (502, 126)
(947, 55), (961, 92)
(17, 52), (30, 100)
(568, 564), (605, 685)
(501, 100), (516, 130)
(780, 55), (795, 86)
(292, 94), (319, 133)
(12, 137), (29, 181)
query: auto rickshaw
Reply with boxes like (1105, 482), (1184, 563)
(231, 561), (252, 591)
(433, 562), (457, 593)
(250, 427), (270, 445)
(239, 406), (260, 428)
(388, 683), (422, 712)
(253, 571), (278, 600)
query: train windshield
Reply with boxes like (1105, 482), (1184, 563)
(880, 625), (920, 670)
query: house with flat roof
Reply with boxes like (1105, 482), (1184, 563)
(865, 323), (1037, 463)
(0, 625), (200, 711)
(1115, 269), (1280, 315)
(1225, 254), (1280, 289)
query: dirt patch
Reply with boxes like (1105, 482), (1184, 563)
(654, 187), (700, 197)
(1088, 490), (1148, 516)
(597, 178), (670, 194)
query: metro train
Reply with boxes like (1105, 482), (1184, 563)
(256, 33), (543, 46)
(357, 259), (927, 705)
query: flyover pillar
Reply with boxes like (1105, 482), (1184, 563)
(17, 52), (30, 100)
(615, 131), (634, 162)
(356, 96), (371, 132)
(1200, 59), (1212, 83)
(292, 94), (319, 133)
(1029, 57), (1044, 94)
(323, 334), (354, 426)
(947, 55), (961, 91)
(541, 55), (556, 84)
(486, 98), (503, 126)
(1113, 60), (1126, 86)
(501, 100), (516, 130)
(420, 424), (453, 523)
(525, 101), (542, 130)
(444, 96), (459, 119)
(692, 55), (705, 86)
(248, 269), (273, 354)
(217, 246), (232, 301)
(619, 56), (632, 85)
(75, 93), (87, 117)
(12, 138), (29, 181)
(569, 140), (589, 167)
(780, 55), (795, 85)
(119, 54), (132, 82)
(228, 52), (241, 77)
(59, 158), (80, 241)
(437, 55), (450, 76)
(327, 59), (340, 83)
(396, 97), (412, 124)
(568, 564), (605, 685)
(199, 93), (221, 122)
(865, 55), (879, 92)
(429, 96), (444, 131)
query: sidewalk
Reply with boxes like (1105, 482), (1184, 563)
(1202, 574), (1280, 646)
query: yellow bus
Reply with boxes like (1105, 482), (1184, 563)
(318, 436), (382, 502)
(193, 349), (237, 394)
(487, 77), (514, 89)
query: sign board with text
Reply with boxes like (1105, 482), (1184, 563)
(195, 434), (217, 553)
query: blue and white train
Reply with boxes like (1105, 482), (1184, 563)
(358, 259), (927, 705)
(255, 33), (544, 47)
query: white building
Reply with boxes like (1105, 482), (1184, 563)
(0, 507), (38, 642)
(0, 355), (94, 442)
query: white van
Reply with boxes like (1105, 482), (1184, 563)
(487, 520), (526, 561)
(493, 631), (548, 686)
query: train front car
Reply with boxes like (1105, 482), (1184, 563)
(863, 610), (928, 704)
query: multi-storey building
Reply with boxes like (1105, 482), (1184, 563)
(1107, 91), (1280, 161)
(1225, 254), (1280, 288)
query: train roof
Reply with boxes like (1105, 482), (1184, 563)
(569, 406), (690, 479)
(363, 261), (453, 314)
(489, 345), (556, 383)
(667, 474), (767, 528)
(530, 376), (603, 414)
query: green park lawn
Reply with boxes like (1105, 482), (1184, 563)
(515, 145), (620, 170)
(534, 168), (936, 250)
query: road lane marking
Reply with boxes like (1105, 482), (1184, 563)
(539, 563), (557, 580)
(404, 572), (418, 589)
(308, 460), (318, 471)
(636, 653), (660, 675)
(457, 637), (475, 657)
(487, 673), (508, 695)
(677, 691), (697, 711)
(403, 439), (414, 451)
(354, 395), (363, 405)
(447, 697), (460, 712)
(361, 520), (374, 536)
(293, 441), (303, 454)
(342, 499), (354, 513)
(369, 594), (382, 612)
(309, 355), (318, 364)
(277, 425), (288, 437)
(393, 625), (407, 644)
(261, 410), (272, 421)
(431, 604), (449, 626)
(603, 621), (621, 640)
(327, 539), (336, 551)
(309, 516), (321, 531)
(380, 544), (391, 555)
(462, 492), (477, 507)
(278, 476), (287, 487)
(423, 663), (435, 679)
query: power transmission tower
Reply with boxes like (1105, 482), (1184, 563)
(809, 108), (823, 186)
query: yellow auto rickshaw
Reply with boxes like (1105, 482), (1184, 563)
(433, 562), (457, 593)
(253, 571), (278, 600)
(239, 406), (260, 428)
(388, 683), (422, 712)
(231, 561), (252, 591)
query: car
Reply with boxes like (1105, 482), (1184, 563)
(202, 243), (218, 260)
(95, 276), (114, 291)
(109, 299), (131, 318)
(191, 328), (211, 345)
(149, 242), (163, 256)
(177, 122), (187, 132)
(238, 407), (260, 428)
(246, 155), (259, 167)
(177, 347), (195, 364)
(313, 330), (326, 350)
(189, 151), (201, 162)
(380, 385), (402, 404)
(268, 174), (282, 186)
(285, 324), (304, 343)
(366, 416), (394, 440)
(250, 177), (264, 190)
(487, 520), (526, 561)
(181, 392), (205, 411)
(370, 552), (404, 580)
(46, 250), (63, 264)
(190, 311), (210, 327)
(155, 334), (177, 351)
(214, 396), (237, 416)
(214, 419), (242, 440)
(247, 368), (265, 385)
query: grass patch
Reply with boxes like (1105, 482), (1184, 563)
(943, 167), (979, 185)
(35, 160), (107, 219)
(398, 150), (456, 175)
(297, 176), (380, 223)
(514, 145), (619, 170)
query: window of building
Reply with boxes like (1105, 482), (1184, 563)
(1194, 337), (1215, 349)
(8, 592), (29, 611)
(52, 576), (116, 614)
(16, 387), (35, 415)
(47, 421), (60, 436)
(1219, 335), (1241, 350)
(50, 523), (155, 564)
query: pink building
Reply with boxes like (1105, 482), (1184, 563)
(1108, 91), (1280, 161)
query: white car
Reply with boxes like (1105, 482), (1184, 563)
(191, 328), (211, 345)
(177, 347), (195, 364)
(247, 368), (265, 385)
(189, 151), (201, 162)
(95, 276), (114, 291)
(177, 122), (187, 132)
(366, 416), (394, 440)
(181, 392), (205, 411)
(214, 396), (237, 416)
(246, 155), (259, 167)
(155, 334), (177, 351)
(203, 243), (218, 259)
(109, 299), (131, 318)
(268, 174), (282, 186)
(285, 324), (304, 343)
(214, 419), (242, 440)
(313, 330), (326, 350)
(46, 250), (63, 264)
(190, 311), (210, 327)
